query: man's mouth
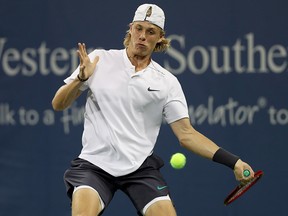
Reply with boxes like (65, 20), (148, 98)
(136, 43), (146, 48)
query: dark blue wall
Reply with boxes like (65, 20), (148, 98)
(1, 0), (287, 215)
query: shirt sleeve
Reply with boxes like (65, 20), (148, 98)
(163, 76), (189, 124)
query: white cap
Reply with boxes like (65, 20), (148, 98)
(132, 4), (165, 29)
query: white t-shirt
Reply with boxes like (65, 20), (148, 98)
(64, 49), (189, 176)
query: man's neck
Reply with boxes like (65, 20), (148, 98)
(126, 48), (151, 72)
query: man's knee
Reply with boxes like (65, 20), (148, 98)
(144, 200), (177, 216)
(72, 187), (103, 216)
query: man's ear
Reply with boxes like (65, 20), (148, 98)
(129, 23), (133, 33)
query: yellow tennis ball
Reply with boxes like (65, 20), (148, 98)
(170, 153), (186, 169)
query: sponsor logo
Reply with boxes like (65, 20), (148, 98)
(147, 87), (160, 91)
(157, 185), (168, 190)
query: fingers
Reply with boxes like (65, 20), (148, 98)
(239, 166), (255, 184)
(243, 164), (254, 178)
(234, 160), (255, 183)
(93, 56), (100, 67)
(83, 43), (88, 56)
(77, 50), (83, 65)
(78, 43), (86, 55)
(76, 43), (99, 79)
(77, 43), (87, 63)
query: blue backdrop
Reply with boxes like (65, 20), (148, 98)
(1, 0), (287, 215)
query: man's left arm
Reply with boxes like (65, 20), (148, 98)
(169, 117), (254, 182)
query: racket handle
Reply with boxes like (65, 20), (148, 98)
(243, 169), (250, 177)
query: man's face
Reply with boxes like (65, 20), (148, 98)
(129, 21), (163, 56)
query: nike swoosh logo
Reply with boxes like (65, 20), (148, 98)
(157, 185), (168, 190)
(147, 87), (160, 91)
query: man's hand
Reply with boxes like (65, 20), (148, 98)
(77, 43), (99, 80)
(234, 159), (255, 183)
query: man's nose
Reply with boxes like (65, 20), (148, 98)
(139, 32), (146, 40)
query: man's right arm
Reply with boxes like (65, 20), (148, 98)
(51, 78), (84, 111)
(52, 43), (99, 111)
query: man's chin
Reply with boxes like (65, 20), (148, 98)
(134, 48), (148, 56)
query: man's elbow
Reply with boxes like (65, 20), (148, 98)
(51, 99), (66, 111)
(178, 136), (190, 149)
(178, 129), (197, 149)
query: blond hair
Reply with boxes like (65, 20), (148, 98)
(123, 26), (170, 52)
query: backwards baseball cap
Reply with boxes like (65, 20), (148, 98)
(132, 4), (165, 29)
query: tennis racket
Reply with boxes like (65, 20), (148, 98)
(224, 170), (263, 206)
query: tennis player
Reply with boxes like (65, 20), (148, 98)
(52, 3), (254, 216)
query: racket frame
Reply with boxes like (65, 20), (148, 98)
(224, 170), (263, 205)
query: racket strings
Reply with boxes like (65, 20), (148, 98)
(228, 176), (260, 201)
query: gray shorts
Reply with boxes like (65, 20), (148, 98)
(64, 154), (172, 215)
